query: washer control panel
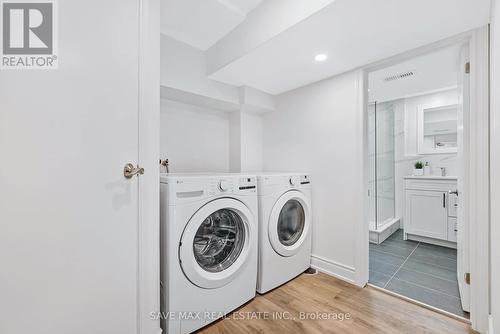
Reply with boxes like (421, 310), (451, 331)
(207, 176), (257, 195)
(208, 178), (235, 195)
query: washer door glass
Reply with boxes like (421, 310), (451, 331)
(277, 199), (305, 246)
(193, 209), (246, 273)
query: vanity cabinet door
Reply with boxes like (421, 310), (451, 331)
(405, 189), (448, 240)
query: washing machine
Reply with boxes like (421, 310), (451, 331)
(256, 173), (312, 294)
(160, 173), (258, 334)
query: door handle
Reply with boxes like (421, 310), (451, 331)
(124, 163), (145, 178)
(449, 190), (459, 196)
(443, 193), (446, 208)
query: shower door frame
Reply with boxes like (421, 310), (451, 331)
(369, 100), (397, 231)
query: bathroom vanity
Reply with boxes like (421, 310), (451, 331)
(404, 176), (458, 248)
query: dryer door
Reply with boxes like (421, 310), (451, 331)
(268, 190), (311, 257)
(179, 198), (254, 289)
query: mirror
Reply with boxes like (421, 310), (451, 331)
(417, 103), (458, 154)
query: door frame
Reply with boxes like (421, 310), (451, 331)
(137, 0), (161, 334)
(356, 27), (490, 333)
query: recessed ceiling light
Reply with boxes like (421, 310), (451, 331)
(314, 54), (328, 62)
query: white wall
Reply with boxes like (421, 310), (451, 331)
(490, 0), (500, 332)
(228, 110), (264, 172)
(160, 35), (269, 174)
(160, 34), (239, 104)
(263, 71), (364, 281)
(159, 98), (264, 175)
(160, 99), (230, 173)
(240, 111), (264, 172)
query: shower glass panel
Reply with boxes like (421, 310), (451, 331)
(368, 101), (396, 231)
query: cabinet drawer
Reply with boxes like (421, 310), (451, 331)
(447, 217), (458, 242)
(405, 179), (457, 192)
(448, 193), (458, 218)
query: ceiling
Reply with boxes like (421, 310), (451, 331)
(161, 0), (490, 95)
(207, 0), (490, 94)
(160, 0), (262, 50)
(368, 45), (462, 102)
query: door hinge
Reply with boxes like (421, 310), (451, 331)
(465, 272), (471, 285)
(465, 62), (470, 74)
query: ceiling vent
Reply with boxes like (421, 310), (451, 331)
(383, 71), (415, 82)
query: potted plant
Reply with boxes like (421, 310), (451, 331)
(414, 161), (424, 176)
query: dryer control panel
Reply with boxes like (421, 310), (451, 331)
(287, 174), (311, 187)
(299, 174), (310, 185)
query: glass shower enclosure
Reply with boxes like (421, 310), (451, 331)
(368, 101), (398, 243)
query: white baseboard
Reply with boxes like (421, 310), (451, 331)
(489, 315), (495, 334)
(406, 233), (457, 249)
(310, 254), (356, 284)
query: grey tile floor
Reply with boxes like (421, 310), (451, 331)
(369, 229), (469, 318)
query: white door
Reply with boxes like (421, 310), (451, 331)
(0, 1), (152, 333)
(405, 190), (448, 240)
(456, 45), (470, 312)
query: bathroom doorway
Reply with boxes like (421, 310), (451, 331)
(366, 42), (472, 319)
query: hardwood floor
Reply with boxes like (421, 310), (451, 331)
(199, 272), (476, 334)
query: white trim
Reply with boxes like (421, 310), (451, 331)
(368, 283), (471, 323)
(310, 254), (356, 284)
(489, 315), (495, 334)
(137, 0), (160, 334)
(361, 29), (480, 73)
(355, 68), (369, 288)
(358, 27), (490, 334)
(406, 234), (457, 249)
(468, 26), (490, 334)
(371, 85), (459, 104)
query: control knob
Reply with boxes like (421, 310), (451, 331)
(219, 180), (230, 191)
(289, 176), (300, 186)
